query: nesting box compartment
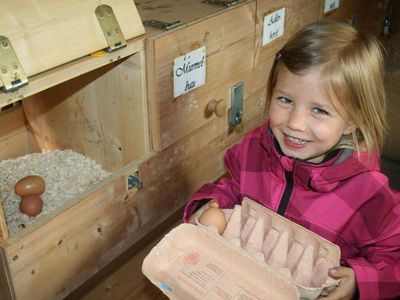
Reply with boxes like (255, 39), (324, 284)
(140, 0), (259, 151)
(0, 1), (151, 299)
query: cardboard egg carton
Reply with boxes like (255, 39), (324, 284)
(142, 197), (340, 299)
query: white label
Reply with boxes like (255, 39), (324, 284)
(262, 7), (285, 46)
(324, 0), (340, 13)
(173, 47), (206, 98)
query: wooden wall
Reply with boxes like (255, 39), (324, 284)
(383, 0), (400, 161)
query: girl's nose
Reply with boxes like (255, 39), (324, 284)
(288, 109), (307, 131)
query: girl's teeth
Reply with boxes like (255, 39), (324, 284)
(287, 136), (307, 144)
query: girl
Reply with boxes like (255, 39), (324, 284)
(184, 20), (400, 300)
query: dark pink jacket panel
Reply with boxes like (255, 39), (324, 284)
(184, 123), (400, 300)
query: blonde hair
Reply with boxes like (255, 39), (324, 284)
(267, 20), (387, 154)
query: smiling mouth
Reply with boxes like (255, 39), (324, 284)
(285, 134), (310, 145)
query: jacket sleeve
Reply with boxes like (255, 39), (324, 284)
(183, 143), (243, 222)
(343, 188), (400, 300)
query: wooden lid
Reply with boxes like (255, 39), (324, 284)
(0, 0), (144, 82)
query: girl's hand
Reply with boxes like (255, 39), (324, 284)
(319, 267), (357, 300)
(207, 200), (220, 208)
(188, 199), (220, 224)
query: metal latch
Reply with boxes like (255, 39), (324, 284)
(95, 5), (127, 52)
(202, 0), (238, 7)
(0, 36), (28, 92)
(143, 20), (181, 30)
(229, 81), (244, 127)
(127, 171), (143, 190)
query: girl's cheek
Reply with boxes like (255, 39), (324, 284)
(268, 104), (282, 121)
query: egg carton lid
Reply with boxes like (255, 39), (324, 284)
(142, 222), (299, 300)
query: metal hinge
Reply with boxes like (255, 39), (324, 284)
(202, 0), (238, 7)
(95, 5), (127, 52)
(143, 20), (181, 30)
(0, 36), (28, 92)
(127, 171), (143, 190)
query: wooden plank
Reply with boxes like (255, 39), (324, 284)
(0, 0), (144, 81)
(156, 38), (254, 150)
(152, 56), (273, 154)
(136, 0), (231, 37)
(0, 106), (25, 137)
(0, 201), (9, 241)
(0, 247), (15, 300)
(0, 37), (144, 110)
(21, 51), (149, 172)
(1, 176), (137, 300)
(0, 106), (39, 159)
(320, 0), (385, 35)
(147, 2), (256, 150)
(69, 209), (183, 300)
(65, 86), (268, 299)
(255, 0), (321, 65)
(383, 71), (400, 161)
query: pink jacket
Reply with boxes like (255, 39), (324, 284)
(184, 122), (400, 300)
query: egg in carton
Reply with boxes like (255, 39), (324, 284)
(142, 197), (340, 299)
(223, 197), (340, 299)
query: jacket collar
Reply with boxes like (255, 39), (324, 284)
(259, 123), (379, 192)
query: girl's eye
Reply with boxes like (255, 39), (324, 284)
(277, 96), (293, 105)
(312, 107), (329, 116)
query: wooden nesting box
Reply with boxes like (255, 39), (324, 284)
(0, 0), (270, 299)
(140, 0), (261, 151)
(0, 1), (150, 299)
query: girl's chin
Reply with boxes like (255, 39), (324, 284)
(279, 146), (325, 163)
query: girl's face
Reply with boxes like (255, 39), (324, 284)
(268, 66), (354, 163)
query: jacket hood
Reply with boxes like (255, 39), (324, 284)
(259, 123), (381, 192)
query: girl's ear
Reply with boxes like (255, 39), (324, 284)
(343, 120), (355, 136)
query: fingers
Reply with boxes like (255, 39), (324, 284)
(329, 267), (352, 279)
(188, 212), (198, 224)
(318, 267), (357, 300)
(188, 199), (220, 224)
(208, 200), (220, 208)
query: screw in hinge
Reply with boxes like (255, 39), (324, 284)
(202, 0), (238, 7)
(383, 16), (391, 36)
(234, 111), (242, 125)
(127, 171), (143, 190)
(347, 16), (357, 28)
(383, 0), (394, 36)
(142, 20), (181, 30)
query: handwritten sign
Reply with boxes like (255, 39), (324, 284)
(262, 8), (285, 46)
(324, 0), (340, 13)
(173, 47), (206, 98)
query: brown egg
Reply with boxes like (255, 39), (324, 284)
(14, 175), (46, 197)
(198, 207), (226, 235)
(19, 195), (44, 217)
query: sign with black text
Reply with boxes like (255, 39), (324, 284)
(324, 0), (340, 13)
(262, 8), (285, 46)
(173, 47), (206, 98)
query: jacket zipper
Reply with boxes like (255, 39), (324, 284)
(277, 170), (294, 215)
